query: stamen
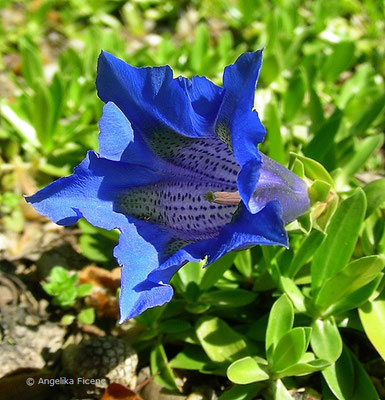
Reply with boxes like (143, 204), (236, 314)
(205, 191), (241, 206)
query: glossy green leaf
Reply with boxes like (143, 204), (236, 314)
(276, 358), (330, 378)
(196, 316), (248, 363)
(200, 253), (236, 290)
(32, 80), (54, 151)
(77, 308), (95, 325)
(308, 87), (325, 131)
(283, 70), (306, 121)
(349, 92), (385, 137)
(264, 101), (285, 164)
(324, 274), (383, 317)
(311, 189), (366, 294)
(169, 345), (214, 371)
(291, 153), (334, 186)
(271, 379), (292, 400)
(271, 327), (308, 372)
(190, 23), (209, 74)
(233, 249), (252, 277)
(314, 255), (385, 313)
(265, 294), (294, 359)
(199, 289), (257, 308)
(322, 41), (355, 82)
(218, 383), (262, 400)
(336, 134), (384, 187)
(76, 283), (93, 298)
(227, 357), (269, 384)
(363, 178), (385, 218)
(305, 109), (342, 162)
(150, 342), (179, 391)
(322, 346), (379, 400)
(310, 318), (342, 362)
(260, 53), (280, 85)
(19, 36), (43, 86)
(159, 319), (191, 334)
(0, 103), (38, 147)
(308, 180), (331, 203)
(285, 230), (325, 278)
(279, 276), (306, 313)
(359, 291), (385, 361)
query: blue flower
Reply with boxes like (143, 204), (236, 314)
(26, 50), (309, 322)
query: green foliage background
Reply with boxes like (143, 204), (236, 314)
(1, 0), (385, 398)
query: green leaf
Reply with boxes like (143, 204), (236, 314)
(170, 345), (214, 371)
(336, 134), (384, 187)
(61, 314), (76, 325)
(195, 316), (248, 363)
(308, 180), (331, 203)
(308, 87), (325, 131)
(190, 23), (209, 74)
(314, 255), (385, 313)
(279, 276), (306, 313)
(310, 318), (342, 362)
(349, 92), (385, 137)
(363, 179), (385, 218)
(76, 283), (93, 298)
(54, 286), (77, 307)
(218, 383), (262, 400)
(311, 189), (366, 295)
(159, 319), (191, 334)
(264, 101), (285, 164)
(266, 294), (294, 360)
(79, 233), (115, 263)
(322, 41), (355, 82)
(322, 346), (379, 400)
(305, 109), (342, 162)
(200, 253), (236, 290)
(285, 230), (325, 278)
(49, 74), (64, 135)
(0, 103), (38, 147)
(277, 358), (330, 378)
(260, 54), (280, 85)
(150, 342), (179, 391)
(199, 289), (257, 308)
(77, 308), (95, 325)
(359, 291), (385, 361)
(291, 153), (334, 186)
(49, 266), (71, 283)
(271, 379), (292, 400)
(283, 70), (306, 121)
(19, 36), (43, 86)
(233, 249), (252, 277)
(227, 357), (269, 384)
(174, 260), (204, 291)
(32, 80), (54, 152)
(324, 274), (383, 317)
(271, 328), (308, 372)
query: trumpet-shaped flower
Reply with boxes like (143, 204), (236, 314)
(26, 50), (309, 322)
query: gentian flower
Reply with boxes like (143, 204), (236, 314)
(26, 50), (309, 322)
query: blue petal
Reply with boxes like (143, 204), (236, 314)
(98, 102), (133, 161)
(96, 51), (213, 139)
(255, 154), (310, 223)
(215, 50), (266, 213)
(116, 221), (175, 322)
(207, 201), (288, 264)
(25, 151), (161, 227)
(177, 76), (224, 134)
